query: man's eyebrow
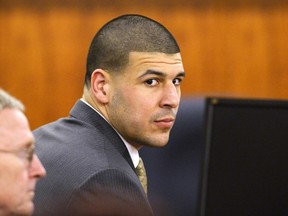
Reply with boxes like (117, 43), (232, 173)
(23, 137), (35, 148)
(139, 69), (166, 78)
(177, 71), (186, 77)
(139, 69), (186, 78)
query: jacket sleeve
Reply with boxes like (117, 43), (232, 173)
(66, 168), (153, 216)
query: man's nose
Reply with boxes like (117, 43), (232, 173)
(160, 83), (180, 109)
(29, 154), (46, 179)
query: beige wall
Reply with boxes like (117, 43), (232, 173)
(1, 1), (288, 128)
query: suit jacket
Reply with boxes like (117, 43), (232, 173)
(33, 100), (153, 216)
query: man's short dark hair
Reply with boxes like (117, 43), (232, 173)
(85, 14), (180, 87)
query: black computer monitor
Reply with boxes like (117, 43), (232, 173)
(200, 98), (288, 216)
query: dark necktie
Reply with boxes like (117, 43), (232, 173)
(136, 157), (147, 194)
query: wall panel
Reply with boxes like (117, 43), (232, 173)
(1, 3), (288, 128)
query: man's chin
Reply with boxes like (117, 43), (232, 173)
(13, 201), (34, 216)
(148, 136), (170, 148)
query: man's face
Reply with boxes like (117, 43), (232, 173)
(0, 108), (46, 216)
(107, 52), (185, 149)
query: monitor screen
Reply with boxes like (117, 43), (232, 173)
(200, 98), (288, 216)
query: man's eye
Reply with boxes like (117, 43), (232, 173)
(173, 78), (182, 86)
(145, 79), (159, 86)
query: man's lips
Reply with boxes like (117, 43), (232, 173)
(154, 117), (175, 128)
(26, 190), (35, 202)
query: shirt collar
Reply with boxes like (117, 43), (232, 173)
(80, 99), (139, 168)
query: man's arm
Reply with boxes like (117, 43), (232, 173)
(67, 169), (153, 216)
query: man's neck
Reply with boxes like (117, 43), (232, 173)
(80, 98), (140, 168)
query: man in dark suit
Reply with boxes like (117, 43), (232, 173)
(33, 14), (185, 216)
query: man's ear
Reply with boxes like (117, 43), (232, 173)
(90, 69), (110, 104)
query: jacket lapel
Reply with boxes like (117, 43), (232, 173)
(69, 100), (135, 170)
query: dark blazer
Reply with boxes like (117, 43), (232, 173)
(33, 100), (153, 216)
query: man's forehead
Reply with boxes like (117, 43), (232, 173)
(127, 52), (183, 71)
(0, 108), (33, 149)
(128, 51), (182, 60)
